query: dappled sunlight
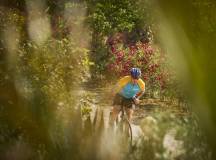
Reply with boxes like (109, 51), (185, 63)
(154, 1), (215, 153)
(157, 17), (190, 81)
(64, 3), (90, 47)
(2, 26), (20, 54)
(0, 0), (215, 159)
(28, 16), (51, 45)
(26, 0), (51, 45)
(2, 24), (20, 68)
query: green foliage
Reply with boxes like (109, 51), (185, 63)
(1, 0), (215, 159)
(86, 0), (140, 35)
(155, 0), (216, 155)
(79, 93), (95, 118)
(85, 0), (154, 82)
(0, 5), (92, 159)
(17, 38), (90, 105)
(128, 111), (211, 160)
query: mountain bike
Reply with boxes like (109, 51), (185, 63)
(116, 102), (133, 146)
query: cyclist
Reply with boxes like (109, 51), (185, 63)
(110, 67), (145, 126)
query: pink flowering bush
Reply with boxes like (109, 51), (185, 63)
(106, 34), (169, 93)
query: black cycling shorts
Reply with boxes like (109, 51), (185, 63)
(113, 94), (135, 109)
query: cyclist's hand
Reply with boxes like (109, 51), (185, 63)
(134, 98), (140, 105)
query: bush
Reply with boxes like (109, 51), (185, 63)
(17, 38), (90, 104)
(106, 36), (169, 95)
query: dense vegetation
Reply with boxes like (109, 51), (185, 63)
(0, 0), (215, 160)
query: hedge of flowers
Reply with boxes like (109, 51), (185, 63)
(106, 34), (169, 92)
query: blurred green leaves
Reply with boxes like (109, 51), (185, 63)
(85, 0), (144, 35)
(155, 0), (216, 156)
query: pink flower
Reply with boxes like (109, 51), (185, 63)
(129, 45), (137, 55)
(116, 51), (124, 59)
(143, 75), (149, 81)
(111, 46), (117, 53)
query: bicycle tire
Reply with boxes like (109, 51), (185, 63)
(117, 116), (133, 146)
(125, 117), (133, 146)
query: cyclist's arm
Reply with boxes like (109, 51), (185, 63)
(135, 79), (145, 99)
(135, 90), (145, 99)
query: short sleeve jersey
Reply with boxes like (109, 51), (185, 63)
(116, 76), (145, 99)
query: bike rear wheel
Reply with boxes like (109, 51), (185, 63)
(116, 115), (133, 146)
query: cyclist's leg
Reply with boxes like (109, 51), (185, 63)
(110, 94), (122, 127)
(124, 106), (134, 142)
(110, 105), (121, 125)
(125, 102), (135, 122)
(126, 108), (134, 122)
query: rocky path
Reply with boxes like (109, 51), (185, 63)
(68, 86), (208, 160)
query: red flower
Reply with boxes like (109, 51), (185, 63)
(111, 46), (117, 53)
(116, 51), (124, 59)
(129, 45), (137, 55)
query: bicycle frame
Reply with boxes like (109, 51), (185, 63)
(119, 104), (133, 146)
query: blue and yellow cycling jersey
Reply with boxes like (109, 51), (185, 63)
(116, 76), (145, 99)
